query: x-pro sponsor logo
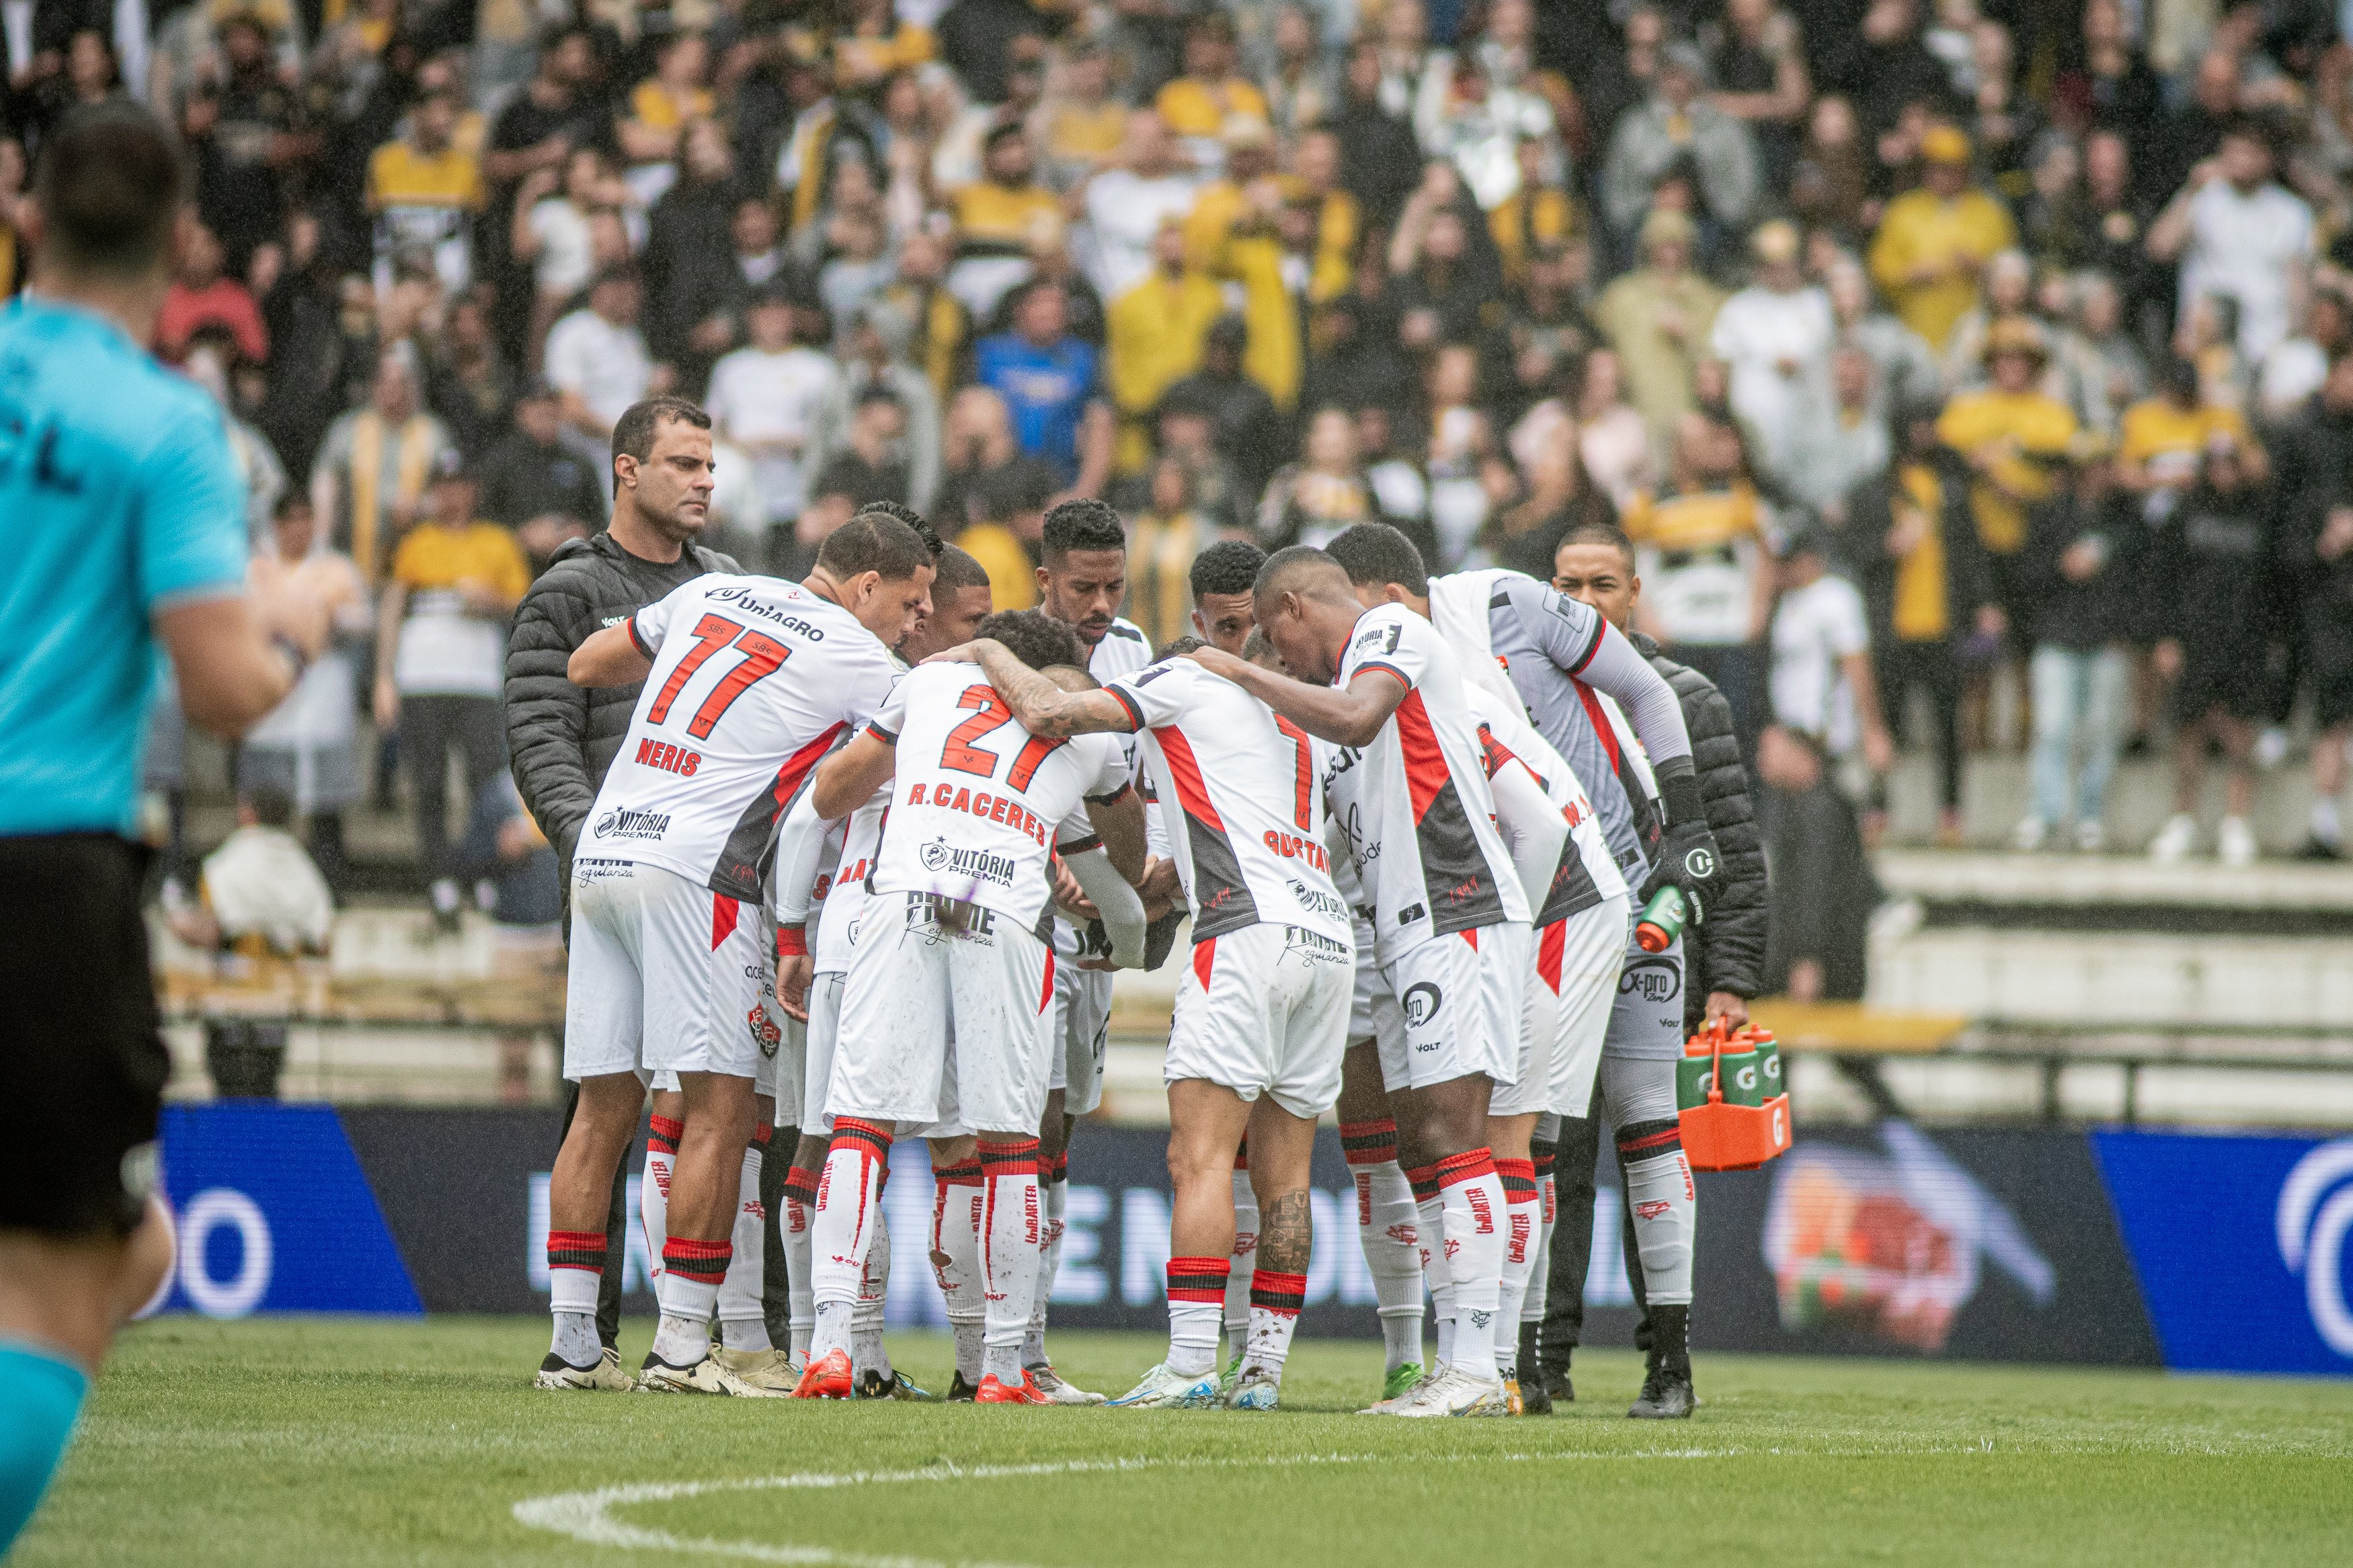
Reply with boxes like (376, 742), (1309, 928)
(595, 805), (672, 841)
(2279, 1136), (2353, 1357)
(918, 837), (1016, 886)
(1400, 981), (1442, 1042)
(1620, 956), (1681, 1004)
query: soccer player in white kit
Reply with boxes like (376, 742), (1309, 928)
(1027, 498), (1160, 1401)
(798, 610), (1150, 1403)
(937, 628), (1354, 1411)
(770, 544), (998, 1397)
(1187, 548), (1532, 1417)
(541, 513), (932, 1396)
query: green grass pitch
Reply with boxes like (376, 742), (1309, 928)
(18, 1317), (2353, 1567)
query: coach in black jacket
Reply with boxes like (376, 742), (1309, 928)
(1534, 525), (1768, 1401)
(504, 397), (739, 1355)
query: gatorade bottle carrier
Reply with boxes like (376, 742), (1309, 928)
(1677, 1018), (1793, 1171)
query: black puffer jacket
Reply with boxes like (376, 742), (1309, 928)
(1632, 632), (1767, 1019)
(504, 532), (739, 864)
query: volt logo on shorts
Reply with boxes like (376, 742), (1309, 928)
(1400, 981), (1442, 1029)
(917, 837), (1016, 886)
(595, 805), (672, 841)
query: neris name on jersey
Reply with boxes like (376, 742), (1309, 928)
(635, 738), (701, 777)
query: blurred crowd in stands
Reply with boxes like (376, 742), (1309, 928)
(93, 0), (2353, 982)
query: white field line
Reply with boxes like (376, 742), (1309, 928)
(512, 1449), (1735, 1565)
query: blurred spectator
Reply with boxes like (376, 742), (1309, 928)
(1936, 318), (2079, 621)
(366, 87), (484, 292)
(1157, 13), (1269, 171)
(1601, 40), (1761, 251)
(1854, 407), (1995, 843)
(157, 212), (266, 364)
(1160, 314), (1281, 507)
(957, 457), (1053, 610)
(705, 288), (845, 560)
(2273, 354), (2353, 858)
(1105, 220), (1224, 476)
(1260, 405), (1382, 550)
(825, 302), (945, 515)
(241, 496), (373, 889)
(1756, 635), (1881, 1001)
(1786, 344), (1892, 518)
(1129, 455), (1234, 649)
(2147, 436), (2275, 865)
(617, 32), (713, 208)
(1077, 110), (1201, 304)
(374, 452), (531, 930)
(1869, 124), (2017, 354)
(1597, 208), (1727, 448)
(479, 383), (604, 559)
(1622, 412), (1772, 735)
(312, 347), (456, 585)
(2149, 116), (2313, 362)
(1484, 437), (1612, 581)
(1712, 218), (1833, 484)
(2015, 444), (2139, 852)
(1331, 38), (1422, 231)
(456, 772), (564, 1104)
(545, 265), (660, 459)
(975, 277), (1113, 495)
(947, 121), (1061, 319)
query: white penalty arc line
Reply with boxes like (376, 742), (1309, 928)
(512, 1450), (1734, 1567)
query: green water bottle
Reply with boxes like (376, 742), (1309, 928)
(1635, 885), (1687, 953)
(1753, 1032), (1784, 1102)
(1717, 1040), (1764, 1107)
(1675, 1050), (1716, 1110)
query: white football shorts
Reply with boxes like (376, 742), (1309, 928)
(1549, 893), (1632, 1116)
(1047, 962), (1112, 1116)
(1374, 922), (1525, 1094)
(826, 893), (1055, 1136)
(563, 858), (775, 1085)
(1164, 923), (1353, 1119)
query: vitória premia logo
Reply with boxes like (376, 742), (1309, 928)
(2277, 1137), (2353, 1358)
(596, 805), (671, 841)
(918, 837), (1014, 886)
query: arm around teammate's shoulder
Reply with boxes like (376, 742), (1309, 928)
(933, 638), (1138, 737)
(1184, 646), (1405, 749)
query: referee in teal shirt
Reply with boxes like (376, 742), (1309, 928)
(0, 106), (329, 1552)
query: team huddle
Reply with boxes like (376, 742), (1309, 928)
(539, 404), (1723, 1418)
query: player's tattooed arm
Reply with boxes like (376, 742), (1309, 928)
(1257, 1188), (1313, 1276)
(939, 638), (1135, 737)
(1185, 646), (1408, 749)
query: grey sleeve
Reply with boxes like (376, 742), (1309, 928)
(1574, 618), (1694, 770)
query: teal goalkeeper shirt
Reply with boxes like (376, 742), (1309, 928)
(0, 295), (248, 838)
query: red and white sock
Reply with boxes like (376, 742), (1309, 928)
(1618, 1118), (1696, 1306)
(718, 1131), (770, 1352)
(1345, 1120), (1424, 1372)
(978, 1137), (1041, 1385)
(1164, 1255), (1228, 1376)
(930, 1160), (986, 1383)
(1408, 1164), (1453, 1364)
(640, 1114), (680, 1288)
(652, 1237), (729, 1363)
(1493, 1157), (1540, 1378)
(546, 1229), (604, 1367)
(852, 1203), (891, 1380)
(808, 1118), (890, 1360)
(1435, 1147), (1505, 1382)
(1023, 1149), (1068, 1366)
(1224, 1147), (1257, 1363)
(1244, 1268), (1305, 1385)
(781, 1155), (820, 1358)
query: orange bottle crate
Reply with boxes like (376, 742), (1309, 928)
(1677, 1020), (1794, 1172)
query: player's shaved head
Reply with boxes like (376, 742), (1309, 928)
(977, 608), (1086, 671)
(1325, 522), (1429, 597)
(1252, 546), (1357, 615)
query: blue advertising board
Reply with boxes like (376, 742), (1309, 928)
(148, 1104), (422, 1318)
(2091, 1130), (2353, 1376)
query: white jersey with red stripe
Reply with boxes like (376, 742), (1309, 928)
(867, 660), (1133, 937)
(1048, 615), (1158, 958)
(813, 787), (882, 973)
(578, 574), (899, 900)
(1323, 603), (1527, 967)
(1464, 684), (1628, 924)
(1103, 654), (1353, 949)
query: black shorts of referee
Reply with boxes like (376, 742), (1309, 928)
(0, 835), (169, 1237)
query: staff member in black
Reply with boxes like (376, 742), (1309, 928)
(504, 395), (740, 1367)
(1540, 522), (1769, 1413)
